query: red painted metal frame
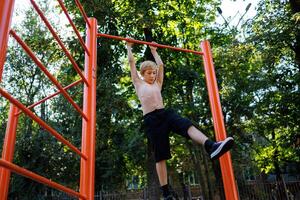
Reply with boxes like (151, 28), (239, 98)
(97, 33), (204, 55)
(10, 30), (88, 120)
(75, 0), (91, 28)
(29, 0), (89, 86)
(0, 0), (97, 198)
(57, 0), (90, 56)
(16, 79), (83, 116)
(80, 18), (97, 200)
(0, 159), (86, 199)
(96, 33), (239, 200)
(0, 104), (19, 199)
(0, 0), (16, 82)
(0, 1), (236, 199)
(201, 40), (239, 200)
(0, 88), (87, 160)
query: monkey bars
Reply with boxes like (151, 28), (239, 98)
(97, 33), (239, 200)
(97, 33), (204, 55)
(0, 0), (97, 199)
(0, 0), (238, 199)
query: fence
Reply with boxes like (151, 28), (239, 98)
(46, 181), (300, 200)
(237, 181), (300, 200)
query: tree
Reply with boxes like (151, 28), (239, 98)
(1, 1), (84, 198)
(210, 0), (300, 192)
(3, 0), (300, 198)
(63, 0), (223, 198)
(245, 0), (300, 179)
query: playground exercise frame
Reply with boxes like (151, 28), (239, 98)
(0, 0), (239, 199)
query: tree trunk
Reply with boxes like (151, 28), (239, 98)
(146, 142), (161, 199)
(202, 146), (214, 200)
(289, 0), (300, 13)
(40, 99), (46, 121)
(144, 27), (161, 200)
(212, 161), (226, 200)
(184, 68), (211, 200)
(289, 0), (300, 69)
(192, 144), (209, 200)
(272, 130), (290, 200)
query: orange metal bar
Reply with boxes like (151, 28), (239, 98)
(56, 0), (90, 56)
(0, 0), (15, 82)
(29, 0), (89, 86)
(0, 159), (86, 199)
(0, 104), (19, 200)
(97, 33), (204, 55)
(16, 79), (83, 116)
(80, 18), (97, 200)
(74, 0), (91, 28)
(0, 88), (87, 160)
(10, 30), (88, 120)
(201, 40), (239, 200)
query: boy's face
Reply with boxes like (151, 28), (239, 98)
(143, 69), (157, 84)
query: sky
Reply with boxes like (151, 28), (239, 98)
(216, 0), (259, 25)
(13, 0), (259, 27)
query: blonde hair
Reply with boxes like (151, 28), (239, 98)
(140, 61), (157, 76)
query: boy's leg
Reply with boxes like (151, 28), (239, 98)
(156, 160), (173, 199)
(187, 125), (234, 160)
(156, 160), (168, 186)
(187, 126), (208, 145)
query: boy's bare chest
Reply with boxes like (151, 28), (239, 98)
(136, 83), (160, 98)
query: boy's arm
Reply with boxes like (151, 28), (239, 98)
(150, 42), (164, 87)
(127, 42), (141, 85)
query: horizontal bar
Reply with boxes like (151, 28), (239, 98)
(0, 159), (86, 199)
(74, 0), (91, 28)
(16, 79), (83, 116)
(57, 0), (90, 56)
(0, 88), (87, 160)
(29, 0), (89, 86)
(10, 30), (88, 121)
(97, 33), (204, 55)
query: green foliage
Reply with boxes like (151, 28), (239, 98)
(212, 0), (300, 179)
(1, 1), (83, 198)
(243, 0), (300, 176)
(1, 0), (299, 198)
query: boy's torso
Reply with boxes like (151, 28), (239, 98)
(135, 81), (164, 115)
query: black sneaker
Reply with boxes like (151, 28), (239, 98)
(164, 195), (174, 200)
(210, 137), (234, 160)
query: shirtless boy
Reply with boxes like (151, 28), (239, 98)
(126, 41), (234, 200)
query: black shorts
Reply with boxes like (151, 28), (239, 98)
(143, 108), (193, 162)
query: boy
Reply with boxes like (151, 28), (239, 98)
(126, 41), (234, 200)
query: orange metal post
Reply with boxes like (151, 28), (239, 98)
(74, 0), (91, 28)
(10, 29), (88, 120)
(97, 33), (203, 55)
(57, 0), (90, 56)
(29, 0), (88, 86)
(0, 159), (86, 199)
(0, 88), (87, 159)
(201, 40), (239, 200)
(16, 79), (83, 116)
(0, 104), (19, 200)
(80, 18), (97, 200)
(0, 0), (15, 82)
